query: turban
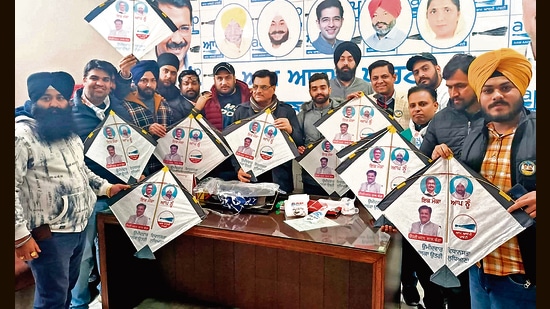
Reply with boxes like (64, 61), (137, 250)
(157, 52), (180, 71)
(131, 60), (159, 85)
(221, 7), (247, 28)
(395, 148), (406, 157)
(453, 177), (468, 189)
(468, 48), (532, 97)
(368, 0), (402, 19)
(27, 71), (75, 103)
(333, 41), (362, 65)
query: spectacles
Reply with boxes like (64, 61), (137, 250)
(252, 84), (273, 91)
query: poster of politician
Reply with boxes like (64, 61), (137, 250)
(108, 166), (207, 256)
(375, 156), (534, 287)
(83, 110), (157, 184)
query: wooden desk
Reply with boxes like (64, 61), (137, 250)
(97, 207), (400, 309)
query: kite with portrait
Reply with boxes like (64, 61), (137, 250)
(374, 155), (534, 288)
(154, 113), (232, 180)
(296, 138), (349, 197)
(108, 166), (206, 258)
(222, 108), (300, 183)
(83, 110), (157, 184)
(314, 93), (404, 151)
(85, 0), (177, 58)
(336, 126), (431, 219)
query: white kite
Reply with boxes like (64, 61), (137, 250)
(154, 113), (232, 180)
(83, 110), (157, 184)
(295, 138), (349, 197)
(108, 166), (207, 257)
(222, 108), (300, 182)
(336, 126), (431, 219)
(314, 94), (404, 151)
(375, 156), (534, 288)
(85, 0), (177, 58)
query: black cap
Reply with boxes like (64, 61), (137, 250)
(213, 62), (235, 75)
(406, 52), (438, 71)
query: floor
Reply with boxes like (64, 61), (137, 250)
(16, 285), (424, 309)
(15, 286), (102, 309)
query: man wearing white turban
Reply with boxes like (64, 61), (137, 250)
(451, 177), (470, 199)
(392, 148), (407, 166)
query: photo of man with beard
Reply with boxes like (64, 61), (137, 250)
(363, 0), (409, 51)
(257, 0), (301, 57)
(329, 41), (373, 103)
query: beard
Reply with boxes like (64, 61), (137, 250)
(32, 104), (76, 142)
(313, 93), (330, 105)
(137, 86), (155, 100)
(182, 90), (198, 101)
(335, 66), (357, 82)
(157, 83), (180, 101)
(373, 19), (396, 37)
(482, 99), (524, 123)
(269, 31), (289, 45)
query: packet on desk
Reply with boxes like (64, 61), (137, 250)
(284, 194), (309, 218)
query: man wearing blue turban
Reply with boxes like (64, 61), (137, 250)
(119, 59), (173, 174)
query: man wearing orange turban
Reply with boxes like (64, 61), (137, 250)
(365, 0), (407, 51)
(461, 47), (536, 308)
(468, 48), (532, 99)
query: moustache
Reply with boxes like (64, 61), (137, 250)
(269, 30), (286, 35)
(488, 101), (509, 108)
(375, 22), (389, 27)
(166, 41), (187, 49)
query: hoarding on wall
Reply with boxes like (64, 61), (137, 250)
(146, 0), (535, 111)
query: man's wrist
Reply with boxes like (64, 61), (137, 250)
(119, 70), (132, 80)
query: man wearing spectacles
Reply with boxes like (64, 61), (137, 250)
(230, 69), (304, 194)
(311, 0), (345, 54)
(152, 0), (193, 71)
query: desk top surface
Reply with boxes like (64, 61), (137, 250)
(100, 201), (391, 255)
(196, 203), (391, 254)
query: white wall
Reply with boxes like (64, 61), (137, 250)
(15, 0), (122, 106)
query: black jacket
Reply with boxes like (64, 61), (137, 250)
(420, 101), (483, 159)
(460, 108), (536, 284)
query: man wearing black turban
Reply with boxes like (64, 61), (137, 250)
(329, 41), (373, 103)
(23, 71), (77, 141)
(15, 71), (129, 308)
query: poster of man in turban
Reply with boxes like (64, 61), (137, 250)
(214, 4), (253, 59)
(360, 0), (412, 51)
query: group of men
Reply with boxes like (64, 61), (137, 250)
(15, 7), (536, 308)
